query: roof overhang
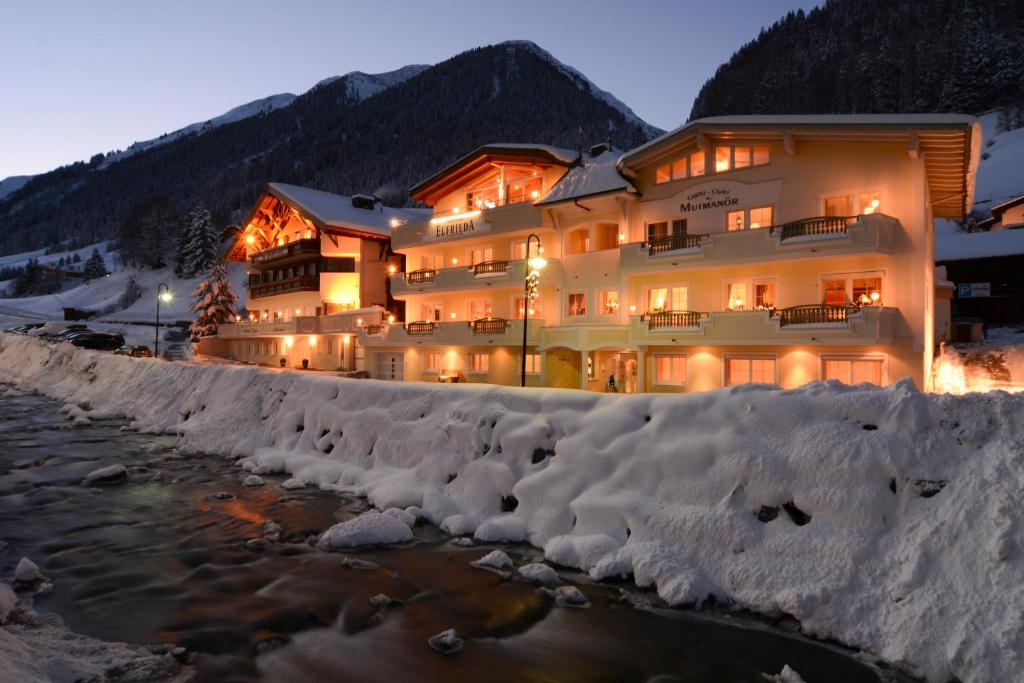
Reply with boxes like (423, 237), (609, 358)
(410, 144), (579, 205)
(618, 115), (982, 219)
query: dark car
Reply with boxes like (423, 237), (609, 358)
(6, 323), (45, 333)
(43, 324), (89, 339)
(58, 328), (92, 340)
(113, 345), (153, 358)
(70, 333), (125, 351)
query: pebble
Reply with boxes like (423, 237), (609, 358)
(14, 557), (41, 583)
(82, 464), (128, 486)
(427, 628), (463, 655)
(243, 475), (264, 487)
(369, 593), (395, 607)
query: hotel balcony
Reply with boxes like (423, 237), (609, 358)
(619, 213), (898, 273)
(217, 315), (322, 338)
(249, 238), (321, 268)
(628, 304), (898, 346)
(248, 275), (319, 299)
(390, 257), (561, 296)
(358, 317), (545, 347)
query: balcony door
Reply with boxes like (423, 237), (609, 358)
(375, 353), (404, 381)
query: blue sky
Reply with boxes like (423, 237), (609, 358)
(0, 0), (820, 178)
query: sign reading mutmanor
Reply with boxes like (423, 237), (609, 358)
(425, 214), (491, 242)
(640, 179), (784, 233)
(680, 187), (741, 213)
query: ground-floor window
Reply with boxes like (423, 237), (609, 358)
(423, 351), (442, 372)
(821, 272), (884, 306)
(654, 354), (688, 386)
(567, 292), (586, 317)
(468, 352), (490, 373)
(822, 356), (884, 385)
(725, 355), (777, 385)
(523, 353), (542, 374)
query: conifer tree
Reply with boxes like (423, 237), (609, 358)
(83, 248), (107, 280)
(175, 205), (220, 279)
(189, 261), (237, 342)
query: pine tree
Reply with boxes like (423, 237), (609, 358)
(83, 248), (107, 280)
(175, 205), (220, 279)
(189, 261), (237, 342)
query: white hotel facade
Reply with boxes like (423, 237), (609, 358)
(215, 115), (980, 393)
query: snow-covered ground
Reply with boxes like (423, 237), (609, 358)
(0, 334), (1020, 683)
(974, 110), (1024, 211)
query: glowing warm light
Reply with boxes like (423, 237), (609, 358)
(871, 198), (880, 209)
(451, 258), (459, 265)
(629, 305), (637, 313)
(277, 237), (284, 246)
(283, 336), (294, 348)
(618, 233), (625, 241)
(733, 298), (744, 309)
(390, 218), (401, 228)
(528, 308), (535, 316)
(871, 291), (881, 303)
(429, 209), (480, 225)
(388, 265), (397, 274)
(262, 312), (269, 320)
(342, 335), (350, 345)
(751, 222), (761, 229)
(716, 159), (730, 172)
(295, 308), (302, 315)
(158, 290), (172, 303)
(388, 314), (395, 324)
(528, 256), (547, 271)
(308, 335), (317, 348)
(450, 312), (457, 319)
(356, 318), (363, 326)
(245, 234), (255, 245)
(235, 315), (241, 322)
(538, 246), (544, 254)
(530, 190), (539, 199)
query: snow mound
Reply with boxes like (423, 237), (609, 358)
(0, 334), (1021, 683)
(243, 475), (264, 487)
(516, 563), (560, 586)
(427, 628), (463, 655)
(540, 585), (590, 608)
(382, 507), (416, 528)
(13, 558), (40, 583)
(81, 464), (128, 486)
(470, 550), (513, 573)
(316, 511), (413, 551)
(763, 665), (807, 683)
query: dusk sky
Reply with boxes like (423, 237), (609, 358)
(1, 0), (820, 179)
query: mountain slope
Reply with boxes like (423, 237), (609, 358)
(0, 176), (33, 201)
(0, 42), (659, 256)
(690, 0), (1024, 120)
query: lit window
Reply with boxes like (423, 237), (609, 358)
(420, 303), (442, 321)
(468, 299), (492, 320)
(727, 209), (745, 231)
(753, 145), (770, 166)
(734, 146), (751, 169)
(420, 254), (442, 270)
(754, 282), (776, 309)
(523, 353), (542, 374)
(515, 296), (542, 318)
(689, 151), (705, 176)
(859, 191), (881, 215)
(671, 158), (687, 180)
(852, 277), (882, 305)
(715, 147), (731, 173)
(647, 286), (686, 312)
(654, 354), (688, 385)
(646, 222), (668, 243)
(568, 293), (587, 317)
(424, 352), (442, 372)
(598, 290), (619, 315)
(824, 358), (883, 385)
(469, 247), (493, 265)
(726, 282), (748, 310)
(824, 195), (852, 217)
(749, 206), (773, 229)
(512, 240), (527, 260)
(726, 357), (777, 385)
(656, 164), (671, 184)
(469, 352), (490, 373)
(823, 278), (847, 306)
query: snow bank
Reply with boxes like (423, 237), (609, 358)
(0, 334), (1021, 682)
(317, 511), (413, 550)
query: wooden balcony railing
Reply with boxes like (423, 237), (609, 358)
(405, 269), (436, 285)
(364, 323), (386, 336)
(645, 310), (706, 329)
(405, 321), (436, 336)
(249, 275), (319, 298)
(472, 260), (511, 276)
(772, 216), (853, 242)
(778, 304), (856, 326)
(647, 232), (706, 256)
(469, 318), (510, 334)
(250, 238), (321, 266)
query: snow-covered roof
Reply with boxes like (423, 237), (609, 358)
(936, 227), (1024, 262)
(267, 183), (428, 236)
(988, 194), (1024, 218)
(535, 149), (636, 206)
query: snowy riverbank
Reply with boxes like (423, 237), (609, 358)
(0, 334), (1020, 682)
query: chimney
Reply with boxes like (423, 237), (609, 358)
(589, 142), (610, 158)
(351, 194), (376, 210)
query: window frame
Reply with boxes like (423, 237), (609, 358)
(818, 186), (883, 216)
(653, 353), (689, 387)
(721, 277), (777, 311)
(422, 351), (443, 374)
(818, 270), (885, 307)
(522, 352), (542, 375)
(566, 291), (588, 318)
(644, 282), (689, 314)
(820, 354), (887, 386)
(597, 289), (620, 317)
(467, 352), (490, 374)
(723, 353), (779, 386)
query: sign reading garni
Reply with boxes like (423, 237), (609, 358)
(426, 214), (491, 241)
(640, 179), (783, 233)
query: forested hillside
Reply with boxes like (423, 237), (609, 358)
(0, 42), (658, 256)
(690, 0), (1023, 120)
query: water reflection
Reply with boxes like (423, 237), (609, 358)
(0, 388), (902, 683)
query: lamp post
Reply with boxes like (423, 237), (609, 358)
(520, 233), (546, 387)
(155, 283), (172, 358)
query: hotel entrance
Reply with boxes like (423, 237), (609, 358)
(586, 349), (638, 393)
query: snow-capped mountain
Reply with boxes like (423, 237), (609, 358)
(313, 64), (430, 99)
(0, 175), (33, 201)
(502, 41), (663, 141)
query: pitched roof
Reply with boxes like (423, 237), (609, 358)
(988, 194), (1024, 219)
(409, 144), (579, 205)
(267, 183), (428, 236)
(535, 149), (636, 206)
(618, 115), (982, 219)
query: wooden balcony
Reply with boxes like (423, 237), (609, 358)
(358, 318), (544, 347)
(391, 258), (561, 296)
(250, 238), (321, 268)
(216, 316), (320, 338)
(405, 269), (436, 285)
(249, 275), (319, 298)
(644, 310), (707, 329)
(470, 317), (511, 334)
(405, 321), (437, 336)
(471, 260), (511, 276)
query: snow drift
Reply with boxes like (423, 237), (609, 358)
(0, 334), (1021, 682)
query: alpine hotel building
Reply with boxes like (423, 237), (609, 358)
(216, 114), (981, 393)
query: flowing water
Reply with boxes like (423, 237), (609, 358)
(0, 387), (908, 683)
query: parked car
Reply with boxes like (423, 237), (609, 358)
(114, 345), (153, 358)
(55, 327), (92, 340)
(69, 333), (125, 351)
(6, 323), (45, 333)
(41, 323), (89, 339)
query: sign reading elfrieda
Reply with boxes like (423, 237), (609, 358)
(425, 215), (491, 242)
(639, 179), (783, 233)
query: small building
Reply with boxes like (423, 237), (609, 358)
(207, 183), (427, 370)
(976, 194), (1024, 231)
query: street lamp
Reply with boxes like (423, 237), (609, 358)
(155, 283), (172, 358)
(520, 233), (546, 387)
